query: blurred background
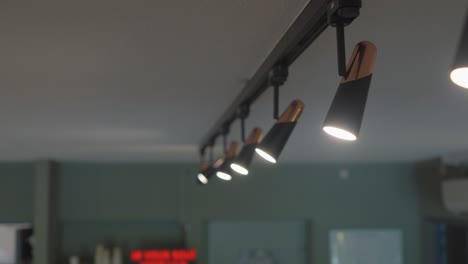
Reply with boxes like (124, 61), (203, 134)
(1, 0), (468, 264)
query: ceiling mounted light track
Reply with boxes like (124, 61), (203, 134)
(196, 0), (376, 181)
(451, 11), (468, 88)
(199, 0), (363, 153)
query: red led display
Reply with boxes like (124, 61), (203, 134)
(130, 249), (196, 264)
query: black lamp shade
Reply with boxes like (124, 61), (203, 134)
(323, 41), (377, 141)
(451, 14), (468, 89)
(323, 75), (372, 140)
(230, 144), (256, 175)
(215, 142), (239, 181)
(255, 100), (304, 163)
(216, 157), (234, 181)
(197, 163), (214, 185)
(231, 128), (263, 175)
(255, 123), (296, 163)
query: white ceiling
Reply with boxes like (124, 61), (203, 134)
(0, 0), (467, 162)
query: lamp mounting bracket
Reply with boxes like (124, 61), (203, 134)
(327, 0), (361, 27)
(220, 124), (230, 136)
(328, 0), (362, 76)
(207, 137), (216, 147)
(237, 104), (250, 142)
(199, 147), (206, 157)
(270, 64), (289, 119)
(269, 64), (289, 87)
(237, 104), (250, 120)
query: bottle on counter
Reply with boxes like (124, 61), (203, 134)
(94, 244), (104, 264)
(111, 247), (122, 264)
(69, 256), (80, 264)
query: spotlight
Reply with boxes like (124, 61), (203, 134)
(255, 99), (304, 163)
(197, 163), (214, 185)
(216, 142), (239, 181)
(231, 128), (263, 175)
(322, 41), (377, 141)
(451, 15), (468, 88)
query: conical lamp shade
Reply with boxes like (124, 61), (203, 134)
(323, 41), (377, 141)
(255, 100), (304, 163)
(216, 142), (239, 181)
(451, 13), (468, 88)
(231, 128), (263, 175)
(197, 162), (214, 185)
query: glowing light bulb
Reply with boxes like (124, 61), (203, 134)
(323, 126), (357, 141)
(255, 148), (277, 163)
(230, 163), (249, 175)
(450, 67), (468, 88)
(216, 171), (232, 181)
(197, 173), (208, 184)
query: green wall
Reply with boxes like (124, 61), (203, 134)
(208, 221), (307, 264)
(59, 163), (189, 221)
(183, 163), (421, 264)
(0, 161), (422, 264)
(58, 163), (191, 260)
(57, 162), (421, 264)
(0, 162), (34, 222)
